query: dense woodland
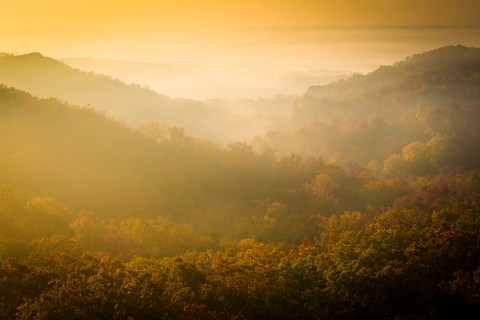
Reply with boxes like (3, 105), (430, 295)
(0, 53), (291, 144)
(1, 45), (480, 319)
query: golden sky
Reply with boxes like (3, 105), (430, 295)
(1, 0), (479, 32)
(1, 0), (479, 98)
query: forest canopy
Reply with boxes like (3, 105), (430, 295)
(1, 45), (480, 319)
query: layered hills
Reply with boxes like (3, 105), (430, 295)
(254, 45), (480, 167)
(0, 52), (291, 144)
(1, 46), (480, 319)
(0, 84), (293, 219)
(1, 45), (480, 220)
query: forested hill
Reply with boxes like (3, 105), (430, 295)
(0, 84), (296, 220)
(0, 52), (226, 139)
(254, 45), (480, 167)
(304, 45), (480, 105)
(1, 47), (480, 319)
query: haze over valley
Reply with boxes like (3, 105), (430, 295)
(1, 1), (480, 319)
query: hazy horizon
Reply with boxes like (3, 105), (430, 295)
(63, 25), (480, 99)
(2, 2), (480, 318)
(1, 0), (479, 99)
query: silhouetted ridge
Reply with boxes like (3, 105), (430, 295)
(1, 46), (480, 319)
(0, 52), (228, 141)
(305, 45), (480, 99)
(253, 45), (480, 166)
(400, 44), (480, 69)
(0, 84), (291, 220)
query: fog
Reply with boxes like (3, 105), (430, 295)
(2, 20), (480, 320)
(0, 26), (479, 148)
(3, 26), (479, 100)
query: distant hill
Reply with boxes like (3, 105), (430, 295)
(3, 46), (479, 170)
(253, 45), (480, 167)
(0, 85), (291, 220)
(2, 45), (480, 258)
(0, 52), (231, 141)
(301, 45), (480, 120)
(2, 47), (480, 320)
(0, 52), (298, 144)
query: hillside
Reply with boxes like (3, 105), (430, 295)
(0, 83), (360, 255)
(1, 46), (480, 319)
(0, 52), (299, 144)
(0, 85), (296, 219)
(0, 52), (239, 142)
(2, 45), (479, 220)
(301, 45), (480, 123)
(2, 45), (480, 221)
(1, 84), (479, 318)
(253, 45), (480, 167)
(305, 45), (480, 103)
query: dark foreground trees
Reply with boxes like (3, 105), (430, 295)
(2, 196), (479, 319)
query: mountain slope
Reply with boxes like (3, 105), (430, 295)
(0, 52), (228, 140)
(304, 45), (480, 104)
(0, 52), (299, 144)
(299, 45), (480, 122)
(253, 45), (480, 167)
(0, 85), (294, 219)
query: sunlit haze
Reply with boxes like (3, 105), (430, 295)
(2, 2), (480, 318)
(1, 0), (479, 98)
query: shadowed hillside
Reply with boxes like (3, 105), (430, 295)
(0, 85), (294, 218)
(253, 45), (480, 167)
(1, 46), (480, 319)
(0, 53), (296, 144)
(0, 53), (236, 141)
